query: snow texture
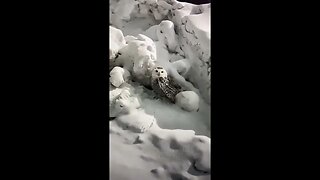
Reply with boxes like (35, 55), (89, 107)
(110, 66), (131, 87)
(110, 0), (211, 103)
(175, 91), (200, 112)
(109, 0), (211, 179)
(109, 26), (126, 60)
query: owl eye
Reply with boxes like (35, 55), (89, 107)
(161, 71), (164, 73)
(155, 70), (158, 72)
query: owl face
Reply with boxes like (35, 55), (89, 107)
(151, 66), (168, 79)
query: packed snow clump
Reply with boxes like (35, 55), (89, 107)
(110, 66), (131, 87)
(110, 31), (157, 87)
(109, 26), (126, 60)
(175, 91), (200, 112)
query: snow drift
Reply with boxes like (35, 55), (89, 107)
(109, 0), (211, 179)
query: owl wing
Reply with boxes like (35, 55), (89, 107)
(168, 76), (182, 90)
(158, 77), (181, 102)
(152, 78), (166, 97)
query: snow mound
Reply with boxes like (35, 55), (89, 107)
(116, 109), (157, 133)
(109, 26), (126, 60)
(110, 66), (131, 87)
(113, 33), (157, 87)
(110, 121), (210, 180)
(109, 83), (141, 117)
(109, 79), (210, 179)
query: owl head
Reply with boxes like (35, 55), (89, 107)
(151, 66), (168, 79)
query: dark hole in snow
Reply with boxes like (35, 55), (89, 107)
(187, 163), (209, 176)
(169, 139), (180, 150)
(109, 117), (116, 121)
(133, 136), (143, 144)
(145, 85), (153, 90)
(160, 30), (163, 33)
(170, 173), (188, 180)
(150, 169), (159, 175)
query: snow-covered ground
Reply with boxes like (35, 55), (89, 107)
(109, 0), (211, 179)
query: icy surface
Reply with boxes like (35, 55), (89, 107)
(109, 0), (211, 179)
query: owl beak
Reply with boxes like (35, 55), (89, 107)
(157, 72), (160, 76)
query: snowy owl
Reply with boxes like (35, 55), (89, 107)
(151, 66), (182, 103)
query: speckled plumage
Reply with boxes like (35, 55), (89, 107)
(151, 67), (182, 103)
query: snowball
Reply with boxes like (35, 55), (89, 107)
(175, 91), (200, 112)
(110, 66), (131, 87)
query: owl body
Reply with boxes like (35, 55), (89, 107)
(151, 67), (182, 103)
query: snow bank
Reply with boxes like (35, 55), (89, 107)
(109, 0), (211, 179)
(109, 79), (210, 180)
(170, 2), (211, 104)
(110, 120), (211, 180)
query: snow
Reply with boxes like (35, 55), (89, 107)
(175, 91), (200, 112)
(109, 26), (126, 60)
(109, 0), (211, 179)
(110, 120), (211, 180)
(110, 66), (131, 87)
